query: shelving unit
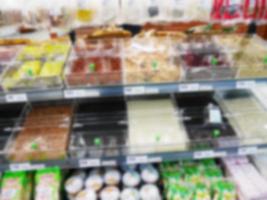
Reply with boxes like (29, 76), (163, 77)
(0, 78), (266, 103)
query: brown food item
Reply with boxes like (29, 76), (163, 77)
(86, 26), (131, 39)
(0, 39), (32, 46)
(125, 53), (181, 84)
(66, 55), (122, 87)
(9, 105), (72, 162)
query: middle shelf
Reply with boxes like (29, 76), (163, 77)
(1, 89), (267, 171)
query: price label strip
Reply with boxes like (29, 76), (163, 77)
(10, 163), (45, 171)
(79, 159), (101, 168)
(127, 155), (148, 164)
(238, 146), (258, 155)
(236, 81), (256, 89)
(124, 86), (145, 95)
(64, 89), (100, 99)
(6, 93), (28, 103)
(179, 83), (200, 92)
(194, 150), (215, 159)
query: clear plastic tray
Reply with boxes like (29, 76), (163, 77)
(64, 49), (123, 88)
(7, 103), (73, 162)
(215, 90), (267, 146)
(1, 60), (65, 92)
(174, 92), (237, 150)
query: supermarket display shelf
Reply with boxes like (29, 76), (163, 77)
(0, 78), (267, 103)
(2, 143), (267, 172)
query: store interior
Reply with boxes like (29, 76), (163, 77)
(1, 0), (267, 199)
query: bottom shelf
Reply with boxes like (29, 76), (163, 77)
(1, 156), (267, 200)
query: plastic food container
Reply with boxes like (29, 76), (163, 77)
(100, 186), (120, 200)
(1, 60), (65, 92)
(69, 98), (127, 158)
(65, 39), (122, 88)
(122, 170), (141, 187)
(127, 95), (188, 154)
(104, 168), (121, 186)
(141, 164), (159, 184)
(140, 184), (161, 200)
(121, 188), (140, 200)
(75, 188), (97, 200)
(177, 39), (235, 81)
(85, 173), (104, 192)
(124, 36), (181, 84)
(8, 104), (72, 162)
(174, 92), (236, 149)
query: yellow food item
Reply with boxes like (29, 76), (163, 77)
(43, 43), (70, 58)
(18, 45), (44, 60)
(17, 61), (42, 78)
(77, 9), (94, 22)
(40, 61), (64, 77)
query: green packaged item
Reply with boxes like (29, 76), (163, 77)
(166, 184), (193, 200)
(34, 167), (61, 200)
(193, 182), (211, 200)
(199, 159), (217, 168)
(163, 171), (182, 186)
(212, 180), (236, 200)
(0, 171), (30, 200)
(184, 165), (202, 184)
(203, 167), (223, 183)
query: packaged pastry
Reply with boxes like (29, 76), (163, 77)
(65, 171), (86, 195)
(85, 173), (103, 192)
(9, 105), (72, 162)
(0, 171), (30, 200)
(121, 188), (140, 200)
(34, 167), (61, 200)
(212, 180), (236, 200)
(193, 182), (211, 200)
(104, 168), (121, 186)
(122, 170), (141, 187)
(166, 184), (192, 200)
(75, 188), (97, 200)
(100, 186), (120, 200)
(141, 164), (159, 184)
(140, 184), (161, 200)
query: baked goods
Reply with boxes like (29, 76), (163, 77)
(8, 105), (72, 162)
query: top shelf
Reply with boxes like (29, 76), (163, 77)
(1, 78), (267, 104)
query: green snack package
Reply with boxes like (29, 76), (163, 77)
(0, 171), (29, 200)
(184, 165), (202, 184)
(193, 182), (211, 200)
(203, 167), (223, 184)
(34, 167), (61, 200)
(212, 180), (237, 200)
(167, 184), (193, 200)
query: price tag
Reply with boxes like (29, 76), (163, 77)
(194, 150), (215, 159)
(147, 156), (162, 163)
(238, 146), (258, 155)
(64, 89), (100, 99)
(101, 160), (117, 166)
(145, 88), (159, 94)
(10, 163), (45, 171)
(179, 83), (200, 92)
(236, 81), (256, 89)
(127, 155), (148, 164)
(199, 85), (213, 91)
(124, 86), (145, 95)
(6, 93), (27, 103)
(79, 159), (101, 168)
